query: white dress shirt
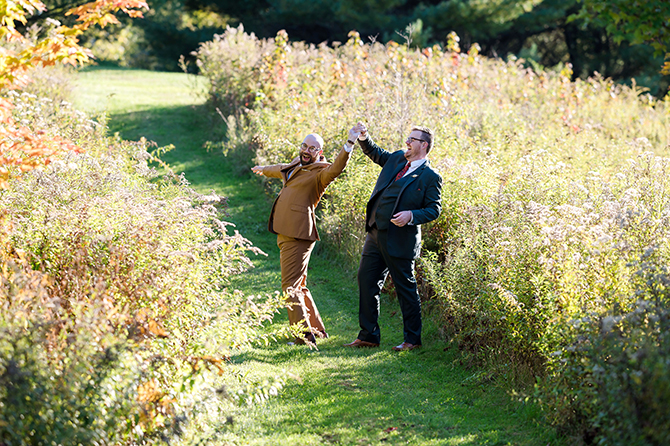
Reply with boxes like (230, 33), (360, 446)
(400, 158), (427, 224)
(399, 158), (427, 179)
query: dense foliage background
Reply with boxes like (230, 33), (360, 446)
(19, 0), (670, 95)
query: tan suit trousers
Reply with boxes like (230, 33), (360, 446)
(277, 234), (326, 335)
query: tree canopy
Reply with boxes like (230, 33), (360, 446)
(571, 0), (670, 74)
(11, 0), (670, 95)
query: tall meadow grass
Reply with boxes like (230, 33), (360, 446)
(196, 25), (670, 442)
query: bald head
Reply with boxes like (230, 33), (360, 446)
(303, 133), (324, 150)
(299, 133), (325, 165)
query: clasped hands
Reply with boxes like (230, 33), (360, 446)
(347, 121), (368, 147)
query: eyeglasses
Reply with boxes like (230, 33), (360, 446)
(301, 142), (321, 152)
(406, 136), (427, 144)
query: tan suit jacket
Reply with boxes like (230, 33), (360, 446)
(262, 146), (351, 241)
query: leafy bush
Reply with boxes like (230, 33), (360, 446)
(196, 24), (284, 116)
(540, 266), (670, 445)
(196, 28), (669, 257)
(422, 147), (670, 377)
(0, 92), (287, 443)
(0, 254), (145, 444)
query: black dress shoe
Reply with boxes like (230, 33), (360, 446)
(343, 338), (380, 348)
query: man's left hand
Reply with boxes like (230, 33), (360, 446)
(391, 211), (412, 227)
(348, 127), (360, 145)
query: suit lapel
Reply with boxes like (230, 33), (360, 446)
(400, 161), (427, 186)
(371, 157), (408, 198)
(287, 165), (300, 181)
(396, 160), (428, 190)
(392, 162), (428, 210)
(282, 160), (301, 183)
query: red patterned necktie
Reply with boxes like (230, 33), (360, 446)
(395, 163), (410, 181)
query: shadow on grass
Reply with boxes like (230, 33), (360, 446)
(108, 104), (269, 227)
(108, 103), (222, 164)
(227, 333), (548, 445)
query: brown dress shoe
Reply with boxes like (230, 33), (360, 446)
(392, 342), (421, 351)
(343, 338), (380, 348)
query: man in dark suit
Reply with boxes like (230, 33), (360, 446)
(344, 122), (442, 351)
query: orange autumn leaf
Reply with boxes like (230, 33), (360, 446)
(1, 0), (148, 89)
(1, 0), (147, 187)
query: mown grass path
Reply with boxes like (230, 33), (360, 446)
(74, 67), (565, 446)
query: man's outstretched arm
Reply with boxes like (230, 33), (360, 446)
(251, 164), (284, 179)
(318, 128), (359, 187)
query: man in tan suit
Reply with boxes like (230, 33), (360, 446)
(252, 131), (356, 344)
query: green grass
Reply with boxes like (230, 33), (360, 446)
(73, 66), (568, 446)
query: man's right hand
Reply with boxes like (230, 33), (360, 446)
(251, 166), (264, 175)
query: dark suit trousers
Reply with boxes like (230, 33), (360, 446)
(357, 228), (422, 345)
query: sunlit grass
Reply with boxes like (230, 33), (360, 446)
(73, 65), (208, 114)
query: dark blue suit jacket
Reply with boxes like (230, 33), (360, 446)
(361, 136), (443, 259)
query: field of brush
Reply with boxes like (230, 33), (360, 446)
(2, 24), (669, 445)
(195, 27), (670, 444)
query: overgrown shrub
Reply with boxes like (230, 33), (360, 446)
(195, 24), (277, 116)
(422, 147), (670, 376)
(0, 92), (288, 443)
(0, 251), (145, 444)
(539, 266), (670, 445)
(196, 27), (669, 259)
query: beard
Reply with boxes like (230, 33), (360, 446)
(300, 152), (317, 165)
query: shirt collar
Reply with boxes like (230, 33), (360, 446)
(409, 158), (427, 168)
